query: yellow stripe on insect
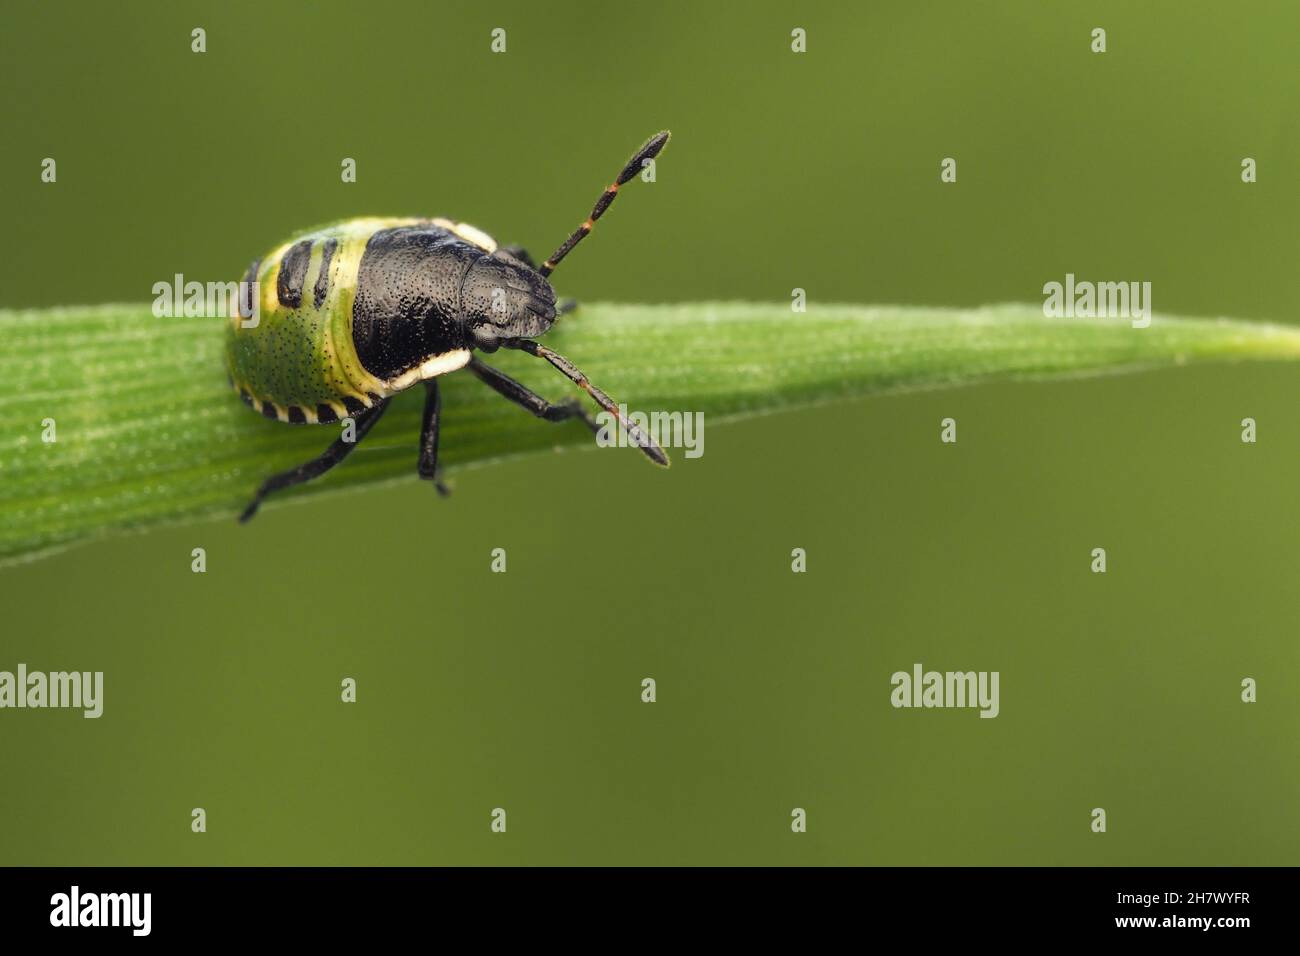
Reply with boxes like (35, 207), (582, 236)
(386, 349), (473, 391)
(431, 218), (498, 253)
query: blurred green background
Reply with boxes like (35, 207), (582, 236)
(2, 0), (1298, 865)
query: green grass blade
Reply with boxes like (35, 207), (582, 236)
(2, 301), (1298, 566)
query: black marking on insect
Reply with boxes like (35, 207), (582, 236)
(349, 226), (482, 381)
(312, 238), (337, 308)
(240, 258), (260, 317)
(233, 131), (672, 522)
(276, 239), (313, 308)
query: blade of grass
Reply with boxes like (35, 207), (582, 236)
(2, 301), (1298, 566)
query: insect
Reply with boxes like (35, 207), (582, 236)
(226, 131), (671, 522)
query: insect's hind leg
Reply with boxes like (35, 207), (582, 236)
(239, 399), (390, 523)
(468, 357), (600, 434)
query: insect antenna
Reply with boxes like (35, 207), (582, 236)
(537, 130), (670, 278)
(504, 339), (669, 466)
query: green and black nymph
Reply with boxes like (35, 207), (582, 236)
(226, 131), (671, 522)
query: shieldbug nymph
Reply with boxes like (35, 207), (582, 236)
(226, 131), (671, 522)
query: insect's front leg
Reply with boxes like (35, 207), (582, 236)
(467, 356), (601, 435)
(418, 379), (451, 497)
(500, 340), (669, 466)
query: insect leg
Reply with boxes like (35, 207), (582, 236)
(417, 379), (451, 497)
(468, 356), (601, 434)
(499, 341), (669, 467)
(238, 399), (391, 523)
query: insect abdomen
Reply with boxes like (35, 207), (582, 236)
(225, 219), (409, 423)
(226, 217), (495, 423)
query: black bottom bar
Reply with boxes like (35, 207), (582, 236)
(0, 866), (1280, 941)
